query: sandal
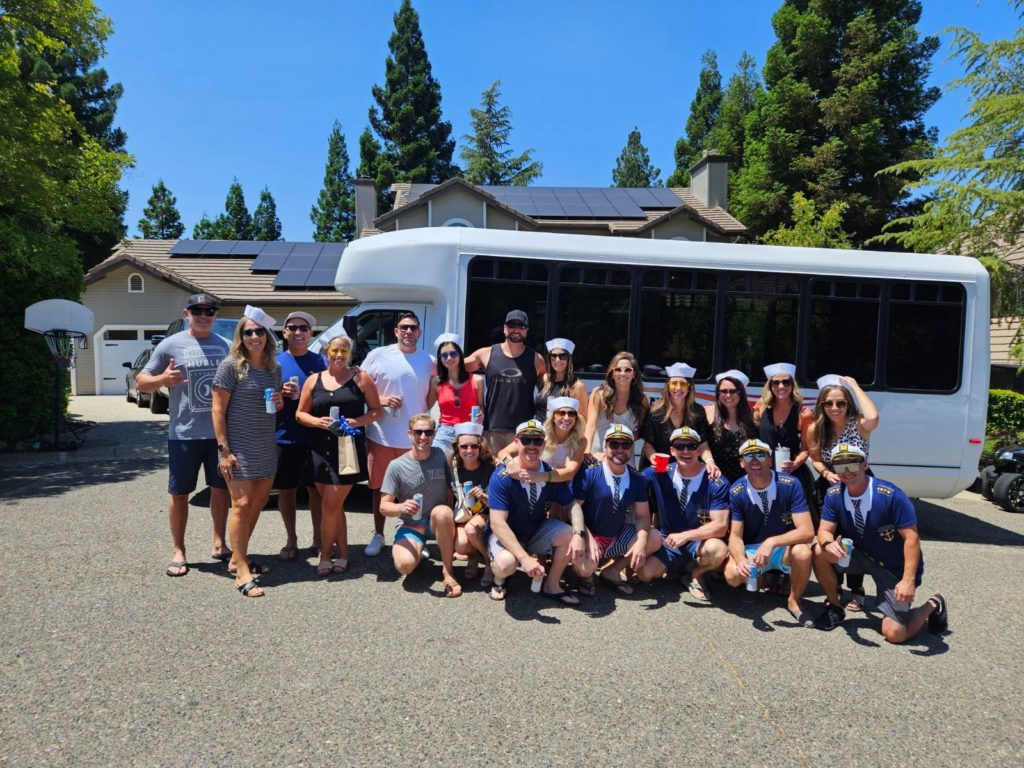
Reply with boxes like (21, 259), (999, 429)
(278, 545), (299, 562)
(316, 560), (333, 577)
(600, 574), (634, 596)
(236, 579), (264, 598)
(228, 561), (270, 576)
(165, 560), (189, 577)
(688, 576), (710, 603)
(578, 578), (597, 597)
(210, 547), (232, 562)
(331, 558), (348, 574)
(489, 582), (506, 601)
(443, 579), (463, 598)
(846, 588), (866, 612)
(541, 589), (580, 606)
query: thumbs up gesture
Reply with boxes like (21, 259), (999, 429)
(164, 357), (187, 386)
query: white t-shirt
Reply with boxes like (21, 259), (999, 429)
(362, 344), (436, 447)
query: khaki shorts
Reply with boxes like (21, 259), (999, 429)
(483, 430), (516, 455)
(366, 440), (408, 490)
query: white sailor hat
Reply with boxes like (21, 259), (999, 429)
(666, 362), (696, 379)
(243, 305), (277, 329)
(738, 439), (772, 457)
(545, 338), (575, 354)
(831, 443), (866, 461)
(715, 369), (750, 387)
(453, 422), (484, 437)
(669, 426), (702, 444)
(546, 396), (580, 414)
(515, 419), (546, 437)
(604, 424), (635, 442)
(763, 362), (796, 379)
(816, 374), (845, 390)
(433, 332), (463, 350)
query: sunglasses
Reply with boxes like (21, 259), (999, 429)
(285, 324), (310, 333)
(668, 381), (690, 391)
(439, 351), (460, 361)
(552, 409), (577, 419)
(824, 400), (848, 408)
(613, 367), (634, 374)
(834, 461), (862, 474)
(770, 378), (793, 388)
(506, 321), (527, 329)
(742, 451), (770, 461)
(457, 443), (481, 450)
(242, 327), (267, 338)
(671, 442), (699, 451)
(606, 440), (633, 450)
(188, 307), (217, 317)
(718, 388), (739, 396)
(549, 352), (569, 360)
(518, 436), (544, 446)
(410, 428), (435, 436)
(397, 324), (420, 332)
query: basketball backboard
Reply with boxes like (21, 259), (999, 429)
(24, 299), (94, 335)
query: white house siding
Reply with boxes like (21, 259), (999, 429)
(430, 188), (484, 227)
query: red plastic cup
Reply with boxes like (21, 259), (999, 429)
(652, 453), (670, 472)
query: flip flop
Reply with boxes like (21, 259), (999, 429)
(600, 575), (634, 596)
(788, 606), (816, 628)
(210, 547), (232, 562)
(316, 560), (333, 577)
(278, 546), (299, 562)
(578, 578), (597, 597)
(443, 580), (463, 598)
(331, 558), (348, 574)
(165, 560), (188, 577)
(845, 589), (866, 612)
(688, 577), (710, 602)
(541, 589), (580, 606)
(228, 561), (270, 576)
(489, 582), (506, 601)
(236, 579), (264, 598)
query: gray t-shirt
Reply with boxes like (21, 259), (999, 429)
(142, 330), (230, 440)
(380, 447), (453, 524)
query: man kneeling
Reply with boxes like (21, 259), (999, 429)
(379, 414), (462, 597)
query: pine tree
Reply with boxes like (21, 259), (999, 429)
(706, 52), (762, 170)
(252, 187), (282, 241)
(311, 121), (355, 241)
(137, 180), (184, 239)
(461, 81), (542, 186)
(221, 179), (252, 240)
(733, 0), (940, 245)
(612, 128), (661, 187)
(365, 0), (458, 208)
(192, 214), (229, 240)
(667, 50), (723, 187)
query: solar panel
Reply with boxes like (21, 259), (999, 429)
(305, 251), (341, 288)
(259, 241), (297, 255)
(273, 269), (312, 288)
(279, 250), (319, 270)
(250, 252), (290, 272)
(170, 240), (207, 255)
(227, 240), (264, 256)
(320, 242), (345, 256)
(651, 188), (685, 207)
(198, 240), (235, 255)
(289, 242), (325, 257)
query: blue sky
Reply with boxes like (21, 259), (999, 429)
(98, 0), (1017, 241)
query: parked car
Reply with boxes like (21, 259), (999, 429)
(123, 347), (154, 408)
(981, 447), (1024, 513)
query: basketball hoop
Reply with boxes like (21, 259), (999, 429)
(43, 329), (85, 369)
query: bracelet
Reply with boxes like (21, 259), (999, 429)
(502, 456), (512, 465)
(546, 470), (553, 483)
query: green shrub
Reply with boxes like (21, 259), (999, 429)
(988, 389), (1024, 432)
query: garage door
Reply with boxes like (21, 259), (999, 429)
(98, 330), (157, 395)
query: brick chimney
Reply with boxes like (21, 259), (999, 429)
(354, 178), (377, 238)
(689, 150), (730, 209)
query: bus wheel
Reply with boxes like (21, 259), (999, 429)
(992, 472), (1024, 513)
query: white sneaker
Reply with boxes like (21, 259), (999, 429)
(365, 532), (385, 557)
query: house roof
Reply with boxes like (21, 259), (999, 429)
(381, 179), (746, 235)
(86, 239), (354, 304)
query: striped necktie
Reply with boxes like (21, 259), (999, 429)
(758, 489), (771, 522)
(612, 474), (622, 515)
(853, 498), (866, 535)
(678, 477), (691, 511)
(528, 482), (539, 509)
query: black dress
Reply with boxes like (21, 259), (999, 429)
(309, 371), (369, 485)
(708, 425), (749, 484)
(759, 405), (818, 520)
(534, 378), (573, 420)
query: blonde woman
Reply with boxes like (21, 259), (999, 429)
(296, 334), (382, 577)
(754, 363), (816, 514)
(641, 362), (717, 477)
(212, 306), (283, 598)
(584, 352), (649, 462)
(497, 396), (587, 485)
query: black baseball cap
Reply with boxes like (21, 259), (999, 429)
(186, 293), (220, 310)
(505, 309), (528, 325)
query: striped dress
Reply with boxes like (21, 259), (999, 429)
(213, 358), (282, 480)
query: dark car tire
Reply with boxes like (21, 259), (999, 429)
(992, 472), (1024, 513)
(136, 392), (149, 408)
(980, 466), (997, 501)
(150, 390), (168, 415)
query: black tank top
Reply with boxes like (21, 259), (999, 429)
(534, 378), (571, 420)
(484, 344), (538, 430)
(759, 405), (801, 454)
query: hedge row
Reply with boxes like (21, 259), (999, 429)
(988, 389), (1024, 432)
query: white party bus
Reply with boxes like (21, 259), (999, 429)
(317, 227), (989, 499)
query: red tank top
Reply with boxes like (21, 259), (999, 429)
(438, 376), (478, 425)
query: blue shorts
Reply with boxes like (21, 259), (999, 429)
(654, 538), (701, 570)
(432, 424), (456, 456)
(168, 439), (226, 495)
(394, 521), (434, 546)
(745, 545), (791, 574)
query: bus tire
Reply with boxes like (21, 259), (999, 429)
(980, 466), (997, 501)
(992, 472), (1024, 513)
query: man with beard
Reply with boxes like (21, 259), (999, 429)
(465, 309), (546, 454)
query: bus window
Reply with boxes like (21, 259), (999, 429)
(639, 268), (716, 378)
(343, 309), (406, 364)
(466, 257), (548, 354)
(724, 273), (800, 376)
(557, 265), (630, 371)
(885, 282), (964, 392)
(806, 279), (880, 384)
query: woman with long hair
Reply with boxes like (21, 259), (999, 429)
(428, 333), (483, 456)
(449, 422), (491, 580)
(703, 370), (757, 484)
(584, 352), (649, 462)
(212, 306), (283, 598)
(496, 396), (587, 485)
(753, 363), (816, 515)
(641, 362), (718, 477)
(807, 373), (879, 611)
(296, 334), (382, 577)
(535, 338), (588, 422)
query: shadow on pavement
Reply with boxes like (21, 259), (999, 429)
(0, 456), (164, 501)
(915, 499), (1024, 547)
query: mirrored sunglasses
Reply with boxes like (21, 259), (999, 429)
(833, 461), (862, 474)
(741, 450), (770, 461)
(439, 351), (460, 360)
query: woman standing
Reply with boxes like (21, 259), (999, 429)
(807, 373), (880, 611)
(754, 363), (816, 516)
(212, 306), (283, 598)
(450, 422), (491, 579)
(703, 370), (756, 484)
(641, 362), (717, 477)
(535, 338), (588, 422)
(584, 352), (649, 462)
(297, 334), (382, 577)
(428, 333), (483, 456)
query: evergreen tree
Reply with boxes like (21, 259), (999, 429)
(222, 179), (252, 240)
(364, 0), (458, 208)
(311, 121), (355, 241)
(612, 128), (661, 187)
(706, 52), (762, 170)
(667, 50), (723, 187)
(461, 80), (542, 186)
(192, 214), (228, 240)
(252, 187), (282, 241)
(137, 180), (184, 239)
(734, 0), (940, 245)
(763, 192), (852, 248)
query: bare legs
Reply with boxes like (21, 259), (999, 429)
(227, 477), (274, 594)
(168, 487), (230, 572)
(317, 482), (352, 566)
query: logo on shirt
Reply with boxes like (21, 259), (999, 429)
(498, 367), (524, 382)
(184, 346), (222, 413)
(698, 509), (711, 525)
(781, 512), (793, 529)
(878, 523), (896, 542)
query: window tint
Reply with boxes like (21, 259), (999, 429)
(104, 330), (138, 340)
(557, 266), (630, 371)
(342, 309), (406, 365)
(639, 268), (716, 377)
(806, 279), (880, 384)
(885, 282), (964, 391)
(466, 257), (548, 354)
(724, 273), (800, 376)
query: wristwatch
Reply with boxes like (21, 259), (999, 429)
(217, 444), (229, 455)
(574, 530), (585, 537)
